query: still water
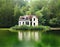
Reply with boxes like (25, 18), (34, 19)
(0, 30), (60, 47)
(18, 31), (41, 41)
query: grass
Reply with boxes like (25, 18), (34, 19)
(10, 25), (50, 31)
(0, 28), (9, 30)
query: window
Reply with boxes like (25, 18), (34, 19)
(34, 18), (35, 21)
(23, 22), (24, 25)
(34, 23), (35, 26)
(19, 22), (21, 25)
(26, 22), (29, 25)
(22, 17), (25, 19)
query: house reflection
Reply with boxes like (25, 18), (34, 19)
(18, 31), (41, 41)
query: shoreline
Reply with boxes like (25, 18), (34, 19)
(0, 28), (60, 31)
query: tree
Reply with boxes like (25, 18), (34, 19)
(0, 0), (15, 27)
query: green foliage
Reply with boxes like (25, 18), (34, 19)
(0, 0), (27, 27)
(0, 0), (60, 27)
(29, 0), (60, 27)
(49, 18), (60, 27)
(10, 25), (50, 31)
(0, 0), (15, 27)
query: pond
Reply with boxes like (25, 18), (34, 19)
(0, 30), (60, 47)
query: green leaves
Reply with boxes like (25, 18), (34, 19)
(10, 25), (50, 31)
(0, 0), (60, 27)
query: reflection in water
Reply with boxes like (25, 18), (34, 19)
(35, 32), (39, 41)
(27, 31), (31, 40)
(18, 31), (41, 41)
(0, 30), (60, 47)
(18, 32), (23, 40)
(31, 32), (35, 40)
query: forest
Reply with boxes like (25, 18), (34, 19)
(0, 0), (60, 28)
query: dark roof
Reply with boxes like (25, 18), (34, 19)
(19, 15), (38, 21)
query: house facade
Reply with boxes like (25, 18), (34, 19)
(18, 15), (38, 26)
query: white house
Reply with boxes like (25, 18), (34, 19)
(18, 15), (38, 26)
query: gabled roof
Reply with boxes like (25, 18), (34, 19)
(19, 15), (38, 21)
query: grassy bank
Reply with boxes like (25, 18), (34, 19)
(10, 25), (50, 31)
(0, 28), (9, 30)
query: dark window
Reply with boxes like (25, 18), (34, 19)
(34, 23), (35, 26)
(23, 22), (24, 25)
(26, 22), (29, 25)
(34, 18), (35, 21)
(22, 18), (25, 19)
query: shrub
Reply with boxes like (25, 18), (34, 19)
(10, 25), (50, 31)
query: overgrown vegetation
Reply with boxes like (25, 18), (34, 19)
(0, 0), (60, 27)
(10, 25), (50, 31)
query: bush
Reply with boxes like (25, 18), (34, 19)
(10, 25), (50, 31)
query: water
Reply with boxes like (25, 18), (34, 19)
(0, 30), (60, 47)
(18, 31), (41, 41)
